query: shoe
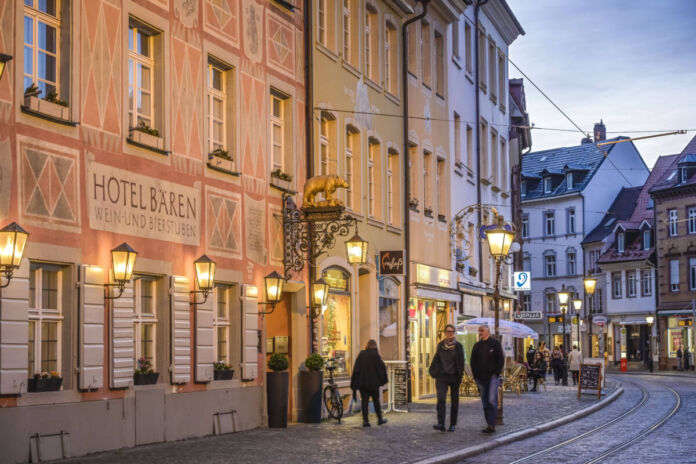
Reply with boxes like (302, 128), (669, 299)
(363, 422), (370, 427)
(531, 388), (537, 392)
(481, 427), (496, 434)
(433, 424), (446, 431)
(378, 419), (388, 425)
(447, 425), (456, 432)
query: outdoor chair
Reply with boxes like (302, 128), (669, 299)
(502, 365), (523, 396)
(460, 365), (478, 397)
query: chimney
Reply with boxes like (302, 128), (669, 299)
(594, 119), (606, 142)
(581, 134), (593, 144)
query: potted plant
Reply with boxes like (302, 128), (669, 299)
(133, 357), (159, 385)
(208, 148), (236, 174)
(424, 206), (434, 218)
(23, 84), (70, 120)
(27, 371), (62, 392)
(129, 120), (164, 151)
(438, 214), (447, 223)
(408, 198), (419, 212)
(298, 353), (324, 423)
(270, 168), (292, 191)
(213, 361), (235, 380)
(266, 353), (289, 428)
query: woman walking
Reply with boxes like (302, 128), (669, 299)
(351, 339), (388, 427)
(550, 346), (563, 385)
(568, 345), (582, 385)
(539, 341), (551, 374)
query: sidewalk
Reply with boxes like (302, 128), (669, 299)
(63, 382), (618, 464)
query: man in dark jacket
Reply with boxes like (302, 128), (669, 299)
(526, 344), (536, 366)
(429, 324), (465, 432)
(470, 324), (504, 433)
(351, 339), (388, 426)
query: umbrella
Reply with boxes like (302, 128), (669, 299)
(457, 317), (538, 339)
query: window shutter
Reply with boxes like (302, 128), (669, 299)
(0, 259), (29, 394)
(110, 275), (134, 388)
(241, 285), (259, 381)
(170, 276), (191, 384)
(195, 289), (214, 382)
(79, 265), (105, 390)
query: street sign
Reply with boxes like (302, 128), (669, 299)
(514, 311), (542, 320)
(513, 272), (531, 291)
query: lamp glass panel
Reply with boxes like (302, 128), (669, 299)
(0, 61), (5, 80)
(485, 228), (514, 258)
(573, 299), (582, 311)
(346, 235), (368, 264)
(584, 278), (597, 295)
(646, 315), (654, 325)
(195, 260), (216, 290)
(0, 228), (28, 267)
(265, 272), (285, 303)
(313, 280), (329, 306)
(112, 249), (136, 282)
(557, 290), (570, 305)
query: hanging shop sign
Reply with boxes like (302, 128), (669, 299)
(513, 272), (531, 291)
(593, 315), (607, 326)
(514, 311), (542, 321)
(379, 250), (404, 275)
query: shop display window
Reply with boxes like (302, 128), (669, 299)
(320, 268), (352, 376)
(379, 278), (400, 360)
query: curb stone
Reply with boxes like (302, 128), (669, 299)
(410, 381), (624, 464)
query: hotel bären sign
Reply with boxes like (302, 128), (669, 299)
(87, 161), (200, 245)
(379, 250), (404, 275)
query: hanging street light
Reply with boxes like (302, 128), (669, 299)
(345, 232), (369, 265)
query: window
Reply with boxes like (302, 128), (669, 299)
(521, 180), (527, 197)
(478, 28), (486, 90)
(409, 144), (418, 208)
(488, 39), (496, 100)
(500, 138), (507, 190)
(454, 113), (461, 166)
(480, 120), (488, 179)
(545, 211), (555, 236)
(669, 209), (678, 236)
(589, 249), (600, 273)
(567, 208), (576, 234)
(522, 294), (531, 312)
(690, 258), (696, 291)
(436, 157), (445, 217)
(368, 138), (381, 218)
(342, 0), (358, 66)
(522, 253), (531, 272)
(207, 60), (233, 154)
(451, 19), (460, 59)
(671, 260), (681, 292)
(689, 207), (696, 234)
(545, 293), (556, 314)
(567, 250), (576, 275)
(317, 0), (336, 49)
(321, 268), (353, 375)
(497, 50), (505, 107)
(464, 22), (473, 75)
(128, 22), (158, 130)
(627, 271), (637, 297)
(642, 269), (652, 296)
(385, 22), (397, 95)
(466, 124), (473, 173)
(682, 168), (688, 183)
(345, 126), (359, 210)
(593, 288), (603, 313)
(28, 263), (66, 377)
(270, 90), (292, 175)
(387, 150), (400, 226)
(544, 253), (556, 277)
(421, 20), (431, 88)
(407, 21), (417, 75)
(379, 278), (400, 360)
(544, 177), (552, 194)
(612, 272), (622, 299)
(643, 229), (651, 250)
(435, 30), (444, 96)
(521, 215), (529, 239)
(213, 284), (236, 368)
(566, 172), (574, 189)
(617, 232), (625, 253)
(423, 150), (432, 211)
(319, 113), (336, 175)
(133, 275), (159, 373)
(490, 130), (498, 184)
(365, 5), (379, 82)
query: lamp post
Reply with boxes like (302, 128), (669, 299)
(558, 285), (570, 386)
(573, 299), (583, 352)
(584, 277), (597, 357)
(646, 315), (654, 372)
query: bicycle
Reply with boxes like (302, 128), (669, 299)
(323, 357), (343, 423)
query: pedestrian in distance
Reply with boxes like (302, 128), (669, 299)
(677, 345), (683, 371)
(350, 339), (388, 427)
(470, 324), (504, 434)
(539, 341), (551, 373)
(550, 346), (563, 385)
(529, 351), (547, 392)
(429, 324), (465, 432)
(684, 347), (691, 371)
(568, 345), (582, 386)
(526, 344), (536, 366)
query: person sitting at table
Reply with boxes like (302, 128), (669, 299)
(529, 351), (547, 392)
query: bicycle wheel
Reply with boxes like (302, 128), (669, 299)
(332, 388), (343, 420)
(323, 385), (342, 420)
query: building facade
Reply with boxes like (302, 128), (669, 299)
(0, 1), (305, 461)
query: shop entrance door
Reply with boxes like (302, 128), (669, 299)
(409, 300), (448, 399)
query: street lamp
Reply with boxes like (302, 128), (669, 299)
(190, 255), (216, 304)
(584, 276), (597, 357)
(104, 242), (137, 299)
(573, 299), (582, 353)
(345, 232), (369, 265)
(646, 315), (654, 372)
(258, 270), (286, 315)
(558, 285), (570, 386)
(0, 53), (12, 81)
(310, 277), (330, 318)
(0, 222), (29, 288)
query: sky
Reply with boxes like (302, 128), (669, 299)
(506, 0), (696, 168)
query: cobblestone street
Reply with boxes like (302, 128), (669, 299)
(61, 381), (616, 464)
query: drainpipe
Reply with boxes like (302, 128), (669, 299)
(402, 0), (429, 403)
(474, 0), (488, 300)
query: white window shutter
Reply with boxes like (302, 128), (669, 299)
(241, 285), (259, 381)
(195, 289), (214, 382)
(110, 275), (134, 388)
(170, 276), (191, 384)
(79, 265), (105, 390)
(0, 259), (29, 395)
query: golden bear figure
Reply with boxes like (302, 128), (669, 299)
(302, 174), (350, 208)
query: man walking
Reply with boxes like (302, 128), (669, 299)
(429, 324), (465, 432)
(470, 325), (504, 434)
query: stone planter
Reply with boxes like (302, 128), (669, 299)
(214, 369), (235, 380)
(133, 372), (159, 385)
(208, 153), (236, 174)
(298, 370), (323, 423)
(27, 377), (62, 392)
(24, 96), (70, 120)
(129, 129), (164, 151)
(267, 371), (289, 428)
(270, 176), (292, 191)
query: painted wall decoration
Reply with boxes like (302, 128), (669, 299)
(206, 187), (242, 259)
(268, 204), (283, 266)
(204, 0), (239, 47)
(175, 0), (198, 28)
(171, 37), (203, 160)
(242, 0), (263, 64)
(0, 0), (13, 116)
(18, 137), (80, 232)
(244, 193), (266, 265)
(0, 137), (11, 220)
(266, 11), (294, 79)
(239, 70), (267, 191)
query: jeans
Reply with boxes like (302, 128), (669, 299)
(436, 375), (461, 426)
(359, 388), (382, 423)
(476, 376), (499, 428)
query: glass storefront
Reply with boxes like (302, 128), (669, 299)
(667, 317), (693, 357)
(456, 316), (478, 364)
(378, 278), (400, 360)
(320, 267), (352, 377)
(409, 298), (451, 398)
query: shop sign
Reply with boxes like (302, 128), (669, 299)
(678, 319), (693, 326)
(593, 316), (607, 326)
(556, 324), (572, 334)
(379, 250), (404, 275)
(513, 272), (531, 291)
(514, 311), (542, 320)
(324, 268), (349, 293)
(416, 263), (454, 288)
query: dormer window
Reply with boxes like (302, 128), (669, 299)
(617, 232), (625, 253)
(544, 177), (552, 194)
(566, 172), (573, 189)
(521, 180), (527, 196)
(643, 229), (651, 250)
(681, 168), (688, 183)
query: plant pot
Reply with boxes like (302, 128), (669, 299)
(27, 377), (62, 392)
(208, 154), (236, 174)
(129, 129), (164, 151)
(133, 372), (159, 385)
(267, 371), (289, 428)
(24, 96), (70, 120)
(214, 369), (235, 380)
(270, 176), (291, 191)
(298, 370), (323, 423)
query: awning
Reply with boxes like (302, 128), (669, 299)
(457, 317), (539, 339)
(413, 285), (461, 303)
(658, 309), (696, 316)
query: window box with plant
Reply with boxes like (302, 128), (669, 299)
(408, 198), (419, 212)
(424, 206), (434, 218)
(207, 148), (237, 175)
(270, 169), (293, 191)
(267, 353), (289, 428)
(213, 361), (235, 380)
(128, 121), (164, 151)
(27, 371), (63, 393)
(23, 84), (70, 121)
(133, 357), (159, 385)
(298, 353), (324, 423)
(438, 214), (447, 223)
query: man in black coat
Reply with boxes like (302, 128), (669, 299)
(470, 324), (504, 433)
(351, 339), (388, 426)
(429, 324), (465, 432)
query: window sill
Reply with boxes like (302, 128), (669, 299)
(480, 177), (492, 186)
(438, 214), (447, 223)
(451, 54), (462, 70)
(207, 378), (243, 390)
(271, 0), (295, 12)
(342, 61), (361, 79)
(21, 100), (78, 127)
(386, 224), (402, 235)
(127, 130), (167, 155)
(500, 104), (506, 115)
(490, 94), (497, 105)
(491, 185), (501, 193)
(436, 92), (445, 102)
(479, 82), (487, 94)
(17, 388), (81, 406)
(207, 154), (240, 177)
(465, 72), (474, 85)
(270, 177), (295, 194)
(316, 43), (338, 62)
(367, 217), (385, 229)
(500, 192), (510, 199)
(365, 77), (383, 93)
(385, 91), (401, 106)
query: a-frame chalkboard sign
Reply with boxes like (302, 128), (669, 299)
(578, 363), (602, 399)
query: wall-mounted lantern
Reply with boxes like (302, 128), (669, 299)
(191, 254), (216, 304)
(345, 232), (368, 265)
(0, 222), (29, 289)
(259, 270), (286, 315)
(104, 242), (137, 299)
(0, 53), (12, 81)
